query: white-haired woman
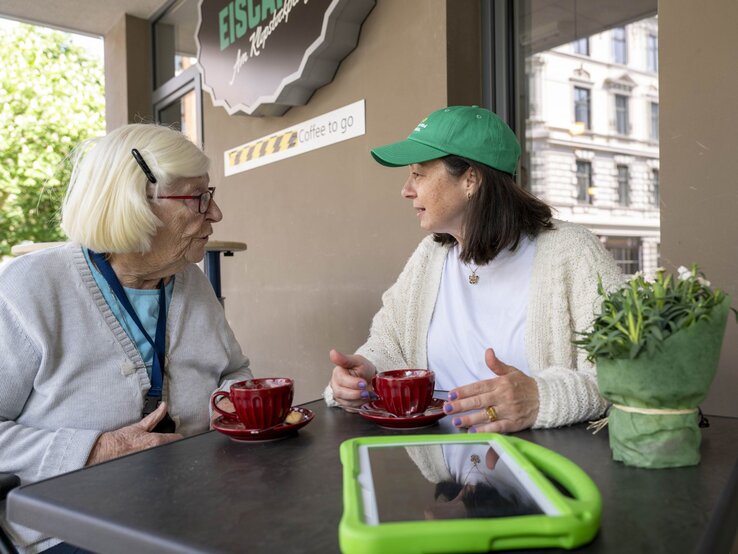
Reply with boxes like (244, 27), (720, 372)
(0, 124), (252, 552)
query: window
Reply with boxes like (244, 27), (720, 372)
(574, 87), (591, 129)
(650, 102), (659, 141)
(511, 5), (659, 276)
(573, 38), (589, 56)
(576, 161), (593, 204)
(615, 94), (629, 134)
(602, 236), (641, 275)
(612, 27), (627, 64)
(651, 169), (660, 207)
(647, 34), (658, 72)
(151, 0), (203, 147)
(617, 165), (630, 206)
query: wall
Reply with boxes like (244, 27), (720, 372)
(660, 0), (738, 417)
(104, 15), (152, 130)
(203, 0), (481, 403)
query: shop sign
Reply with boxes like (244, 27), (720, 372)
(197, 0), (375, 117)
(224, 99), (365, 175)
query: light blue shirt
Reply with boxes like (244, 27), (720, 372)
(83, 248), (173, 377)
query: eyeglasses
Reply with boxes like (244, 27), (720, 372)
(148, 187), (216, 214)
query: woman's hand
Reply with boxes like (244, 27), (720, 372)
(329, 349), (377, 409)
(443, 348), (539, 433)
(86, 402), (184, 465)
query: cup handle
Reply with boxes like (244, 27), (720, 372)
(211, 390), (237, 420)
(370, 375), (381, 399)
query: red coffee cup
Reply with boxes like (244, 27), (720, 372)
(211, 378), (294, 430)
(371, 369), (435, 416)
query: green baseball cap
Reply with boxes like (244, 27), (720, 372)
(371, 105), (520, 175)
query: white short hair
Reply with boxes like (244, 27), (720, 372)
(61, 124), (211, 253)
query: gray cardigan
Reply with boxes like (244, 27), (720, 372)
(0, 243), (252, 551)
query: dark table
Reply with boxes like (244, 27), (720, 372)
(7, 401), (738, 554)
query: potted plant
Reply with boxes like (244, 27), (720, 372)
(575, 265), (736, 468)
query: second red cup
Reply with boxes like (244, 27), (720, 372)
(211, 377), (294, 430)
(371, 369), (435, 416)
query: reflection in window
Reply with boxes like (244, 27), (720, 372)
(650, 102), (659, 141)
(572, 38), (589, 56)
(647, 34), (658, 72)
(574, 87), (591, 129)
(514, 4), (658, 276)
(576, 161), (593, 204)
(615, 94), (629, 134)
(612, 27), (627, 64)
(617, 165), (629, 206)
(602, 236), (641, 275)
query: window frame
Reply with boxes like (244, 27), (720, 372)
(612, 27), (628, 64)
(602, 236), (641, 275)
(616, 164), (630, 207)
(651, 168), (660, 207)
(574, 86), (591, 130)
(576, 160), (594, 204)
(647, 33), (658, 72)
(614, 94), (630, 135)
(573, 37), (589, 56)
(150, 0), (204, 148)
(650, 101), (659, 141)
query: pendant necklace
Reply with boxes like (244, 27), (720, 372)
(462, 453), (492, 485)
(466, 262), (480, 285)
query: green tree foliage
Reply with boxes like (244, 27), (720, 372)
(0, 22), (104, 257)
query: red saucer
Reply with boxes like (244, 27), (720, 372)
(213, 407), (314, 442)
(358, 398), (446, 429)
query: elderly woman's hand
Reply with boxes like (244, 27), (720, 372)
(86, 402), (184, 465)
(443, 348), (539, 433)
(329, 349), (378, 409)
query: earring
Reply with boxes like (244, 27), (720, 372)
(467, 191), (471, 200)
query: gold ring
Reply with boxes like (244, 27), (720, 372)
(484, 406), (498, 423)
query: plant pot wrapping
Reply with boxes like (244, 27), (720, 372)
(596, 297), (731, 468)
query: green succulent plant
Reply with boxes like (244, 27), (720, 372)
(575, 265), (737, 362)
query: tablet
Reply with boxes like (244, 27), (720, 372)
(339, 434), (601, 554)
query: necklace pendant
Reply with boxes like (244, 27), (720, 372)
(468, 274), (479, 285)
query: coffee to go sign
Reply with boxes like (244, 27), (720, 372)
(197, 0), (375, 116)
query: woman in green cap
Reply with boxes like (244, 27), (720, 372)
(324, 106), (622, 433)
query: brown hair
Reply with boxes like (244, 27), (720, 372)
(434, 156), (553, 265)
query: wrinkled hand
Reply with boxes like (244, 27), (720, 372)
(86, 402), (184, 465)
(329, 349), (378, 409)
(443, 348), (539, 433)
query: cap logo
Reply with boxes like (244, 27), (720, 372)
(413, 117), (429, 133)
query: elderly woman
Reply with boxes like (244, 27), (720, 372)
(326, 106), (622, 433)
(0, 124), (252, 552)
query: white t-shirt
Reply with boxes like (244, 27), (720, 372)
(427, 238), (536, 391)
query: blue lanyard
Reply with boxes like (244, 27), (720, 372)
(89, 250), (167, 399)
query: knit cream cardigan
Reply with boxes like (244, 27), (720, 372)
(324, 220), (623, 428)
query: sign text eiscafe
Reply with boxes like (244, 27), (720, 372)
(197, 0), (375, 117)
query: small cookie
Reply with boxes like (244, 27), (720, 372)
(284, 410), (304, 424)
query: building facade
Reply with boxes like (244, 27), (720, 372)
(527, 17), (660, 275)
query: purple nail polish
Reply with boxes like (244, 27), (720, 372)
(358, 381), (366, 389)
(469, 427), (478, 434)
(453, 417), (462, 426)
(443, 403), (453, 413)
(448, 391), (458, 401)
(360, 391), (369, 399)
